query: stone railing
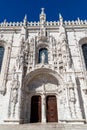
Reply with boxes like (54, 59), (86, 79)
(0, 19), (87, 27)
(64, 19), (87, 26)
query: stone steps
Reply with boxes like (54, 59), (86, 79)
(0, 123), (87, 130)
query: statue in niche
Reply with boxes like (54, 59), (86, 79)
(59, 89), (67, 119)
(40, 28), (44, 36)
(16, 52), (24, 69)
(24, 39), (29, 53)
(41, 52), (45, 64)
(67, 76), (76, 118)
(69, 88), (76, 118)
(8, 68), (20, 118)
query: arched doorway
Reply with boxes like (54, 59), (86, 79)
(46, 95), (58, 122)
(30, 96), (41, 123)
(22, 68), (64, 123)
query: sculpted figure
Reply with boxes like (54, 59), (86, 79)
(69, 88), (76, 118)
(41, 53), (45, 64)
(9, 73), (20, 118)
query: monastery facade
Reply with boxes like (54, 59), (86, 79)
(0, 8), (87, 124)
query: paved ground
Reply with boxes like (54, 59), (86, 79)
(0, 123), (87, 130)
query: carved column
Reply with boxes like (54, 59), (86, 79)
(28, 95), (31, 123)
(41, 94), (46, 123)
(56, 94), (59, 122)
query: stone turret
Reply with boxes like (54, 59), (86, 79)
(40, 8), (46, 25)
(38, 8), (47, 40)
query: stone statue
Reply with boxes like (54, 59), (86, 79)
(11, 74), (19, 104)
(8, 70), (20, 118)
(69, 88), (76, 118)
(11, 73), (20, 117)
(41, 53), (45, 64)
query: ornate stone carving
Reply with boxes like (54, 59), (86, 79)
(8, 67), (20, 118)
(69, 88), (76, 117)
(27, 74), (58, 92)
(16, 38), (29, 75)
(59, 89), (67, 119)
(67, 76), (76, 119)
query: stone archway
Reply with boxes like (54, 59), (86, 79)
(28, 73), (59, 93)
(21, 68), (64, 124)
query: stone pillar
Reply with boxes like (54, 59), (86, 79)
(56, 94), (59, 122)
(41, 94), (46, 123)
(28, 95), (31, 123)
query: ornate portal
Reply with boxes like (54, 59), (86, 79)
(0, 8), (87, 125)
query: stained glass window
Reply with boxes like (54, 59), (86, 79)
(82, 44), (87, 69)
(0, 46), (4, 71)
(38, 48), (48, 63)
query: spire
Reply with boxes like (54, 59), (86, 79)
(39, 8), (46, 37)
(3, 19), (7, 26)
(4, 19), (6, 23)
(41, 8), (45, 15)
(59, 13), (63, 25)
(23, 14), (27, 26)
(40, 8), (46, 24)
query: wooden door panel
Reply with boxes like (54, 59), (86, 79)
(46, 96), (58, 122)
(30, 96), (41, 123)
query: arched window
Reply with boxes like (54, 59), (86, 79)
(82, 44), (87, 69)
(38, 48), (48, 63)
(0, 46), (4, 71)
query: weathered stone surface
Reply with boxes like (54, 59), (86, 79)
(0, 124), (87, 130)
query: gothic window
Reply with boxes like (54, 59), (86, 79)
(38, 48), (48, 63)
(82, 44), (87, 69)
(0, 46), (4, 71)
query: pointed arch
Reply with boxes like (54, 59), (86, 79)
(23, 68), (64, 90)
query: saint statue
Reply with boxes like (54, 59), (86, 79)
(41, 52), (45, 64)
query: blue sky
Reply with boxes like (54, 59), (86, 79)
(0, 0), (87, 22)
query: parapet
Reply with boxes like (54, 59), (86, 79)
(0, 19), (87, 28)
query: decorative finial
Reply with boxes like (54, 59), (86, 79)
(40, 8), (46, 23)
(41, 8), (45, 14)
(23, 14), (27, 26)
(3, 19), (6, 26)
(59, 13), (63, 25)
(77, 17), (80, 22)
(59, 13), (62, 19)
(4, 19), (6, 23)
(24, 14), (27, 21)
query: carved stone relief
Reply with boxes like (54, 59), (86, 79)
(16, 38), (29, 70)
(67, 76), (77, 119)
(8, 67), (20, 118)
(27, 73), (58, 92)
(68, 88), (76, 118)
(59, 89), (67, 119)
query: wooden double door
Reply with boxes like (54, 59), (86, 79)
(30, 95), (58, 123)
